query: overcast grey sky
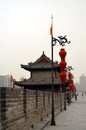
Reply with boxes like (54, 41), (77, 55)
(0, 0), (86, 82)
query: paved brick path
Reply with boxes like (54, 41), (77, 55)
(43, 93), (86, 130)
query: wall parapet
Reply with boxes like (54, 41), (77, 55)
(0, 87), (64, 130)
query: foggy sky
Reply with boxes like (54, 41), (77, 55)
(0, 0), (86, 82)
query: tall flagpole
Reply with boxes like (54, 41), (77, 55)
(50, 15), (70, 126)
(51, 15), (56, 125)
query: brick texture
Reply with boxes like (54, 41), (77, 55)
(0, 87), (64, 130)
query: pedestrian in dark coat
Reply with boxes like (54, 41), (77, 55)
(75, 94), (77, 101)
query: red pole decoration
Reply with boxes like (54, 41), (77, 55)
(59, 48), (67, 84)
(50, 15), (53, 36)
(68, 72), (72, 79)
(68, 72), (75, 92)
(59, 61), (67, 70)
(69, 83), (75, 92)
(69, 79), (73, 84)
(69, 83), (74, 90)
(59, 72), (67, 83)
(59, 48), (67, 111)
(59, 48), (67, 60)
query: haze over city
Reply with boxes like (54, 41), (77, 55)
(0, 0), (86, 82)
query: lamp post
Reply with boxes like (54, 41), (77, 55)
(50, 16), (70, 125)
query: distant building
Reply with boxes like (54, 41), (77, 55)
(74, 82), (80, 91)
(80, 74), (86, 90)
(0, 75), (11, 87)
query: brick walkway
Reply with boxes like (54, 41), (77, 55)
(42, 93), (86, 130)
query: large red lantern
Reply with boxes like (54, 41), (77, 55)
(59, 61), (67, 70)
(59, 72), (67, 82)
(59, 48), (67, 60)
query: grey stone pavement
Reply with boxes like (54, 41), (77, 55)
(42, 93), (86, 130)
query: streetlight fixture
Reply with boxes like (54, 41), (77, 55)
(50, 15), (70, 125)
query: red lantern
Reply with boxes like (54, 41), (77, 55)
(59, 48), (67, 60)
(69, 79), (73, 84)
(59, 61), (67, 70)
(68, 72), (72, 79)
(72, 87), (76, 92)
(69, 83), (74, 90)
(73, 87), (76, 92)
(59, 72), (66, 82)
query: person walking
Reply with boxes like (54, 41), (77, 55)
(82, 93), (84, 97)
(75, 93), (77, 101)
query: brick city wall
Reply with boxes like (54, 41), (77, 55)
(0, 87), (64, 130)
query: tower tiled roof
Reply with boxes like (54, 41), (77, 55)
(21, 51), (59, 71)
